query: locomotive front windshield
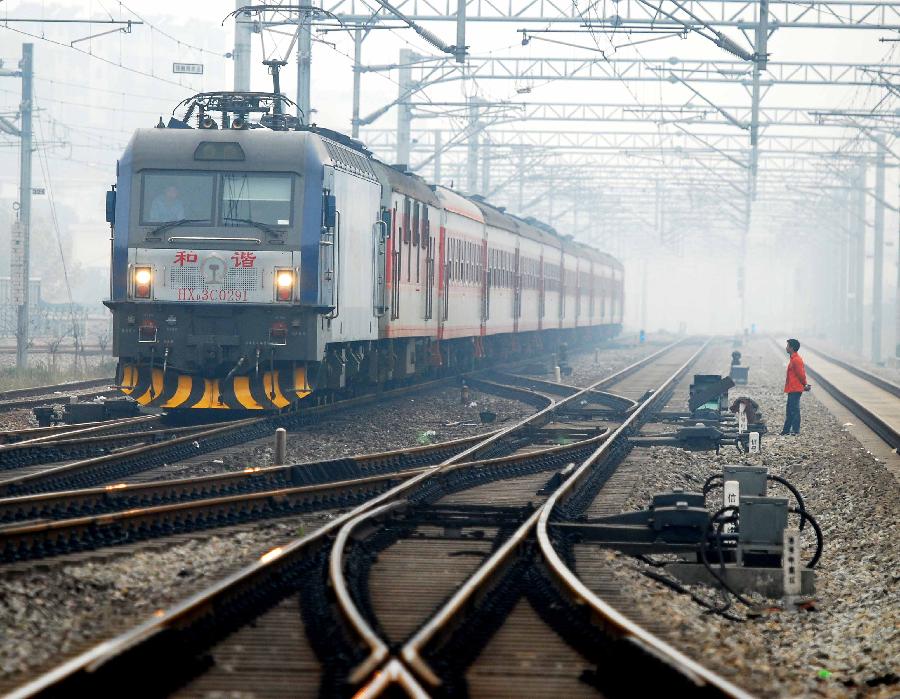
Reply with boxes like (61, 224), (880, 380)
(222, 173), (293, 226)
(138, 171), (294, 228)
(141, 172), (215, 224)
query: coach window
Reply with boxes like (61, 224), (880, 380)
(412, 202), (420, 246)
(141, 171), (214, 224)
(403, 198), (411, 244)
(221, 173), (293, 226)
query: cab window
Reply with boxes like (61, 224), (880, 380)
(221, 173), (293, 226)
(140, 171), (214, 224)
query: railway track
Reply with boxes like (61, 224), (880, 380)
(0, 374), (556, 560)
(802, 345), (900, 450)
(0, 378), (117, 413)
(4, 338), (752, 698)
(767, 339), (900, 451)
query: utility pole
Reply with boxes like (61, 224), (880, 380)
(297, 14), (312, 124)
(351, 29), (363, 138)
(396, 49), (414, 166)
(853, 161), (866, 356)
(14, 44), (33, 370)
(838, 188), (850, 345)
(233, 0), (252, 90)
(740, 0), (769, 335)
(466, 97), (480, 194)
(872, 143), (886, 362)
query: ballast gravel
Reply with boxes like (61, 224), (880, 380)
(597, 339), (899, 698)
(143, 339), (660, 482)
(0, 514), (332, 685)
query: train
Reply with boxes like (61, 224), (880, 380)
(104, 91), (624, 411)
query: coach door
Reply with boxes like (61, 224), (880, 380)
(513, 246), (521, 333)
(424, 207), (435, 321)
(480, 238), (489, 333)
(438, 225), (448, 337)
(558, 250), (566, 326)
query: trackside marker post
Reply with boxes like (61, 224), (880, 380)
(749, 431), (760, 453)
(723, 480), (739, 533)
(275, 427), (287, 466)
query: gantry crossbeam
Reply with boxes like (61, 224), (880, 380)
(361, 127), (879, 157)
(365, 55), (900, 87)
(406, 101), (900, 128)
(322, 0), (900, 29)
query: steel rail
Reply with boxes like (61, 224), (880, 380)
(0, 415), (160, 451)
(795, 348), (899, 450)
(769, 340), (899, 450)
(0, 374), (512, 495)
(329, 341), (686, 686)
(0, 377), (113, 402)
(0, 415), (264, 496)
(6, 341), (678, 698)
(533, 340), (754, 699)
(380, 340), (710, 692)
(0, 430), (499, 524)
(804, 346), (900, 398)
(804, 368), (899, 449)
(1, 419), (149, 446)
(5, 432), (601, 561)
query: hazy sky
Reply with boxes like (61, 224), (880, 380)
(0, 0), (897, 341)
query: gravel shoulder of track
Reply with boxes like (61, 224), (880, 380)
(595, 339), (899, 698)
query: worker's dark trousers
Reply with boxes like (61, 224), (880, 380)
(782, 392), (802, 434)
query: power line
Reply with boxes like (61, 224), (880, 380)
(0, 22), (204, 90)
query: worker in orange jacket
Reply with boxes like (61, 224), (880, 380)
(782, 338), (811, 435)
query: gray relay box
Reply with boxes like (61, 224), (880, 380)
(739, 495), (788, 556)
(723, 464), (767, 497)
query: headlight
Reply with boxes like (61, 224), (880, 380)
(133, 266), (152, 299)
(275, 269), (294, 302)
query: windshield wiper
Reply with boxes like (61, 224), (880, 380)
(224, 217), (282, 236)
(146, 219), (206, 237)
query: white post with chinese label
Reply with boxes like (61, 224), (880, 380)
(738, 403), (748, 433)
(748, 431), (760, 453)
(723, 480), (739, 534)
(783, 527), (802, 603)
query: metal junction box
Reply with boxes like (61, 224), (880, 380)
(723, 464), (767, 497)
(739, 495), (788, 557)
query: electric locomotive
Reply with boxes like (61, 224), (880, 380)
(105, 90), (623, 411)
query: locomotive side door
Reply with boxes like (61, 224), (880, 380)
(373, 207), (388, 316)
(389, 195), (402, 320)
(319, 167), (337, 310)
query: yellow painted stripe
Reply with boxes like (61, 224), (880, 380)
(294, 366), (311, 400)
(191, 378), (229, 409)
(162, 374), (193, 408)
(263, 370), (291, 409)
(120, 365), (136, 395)
(233, 376), (264, 410)
(136, 368), (164, 406)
